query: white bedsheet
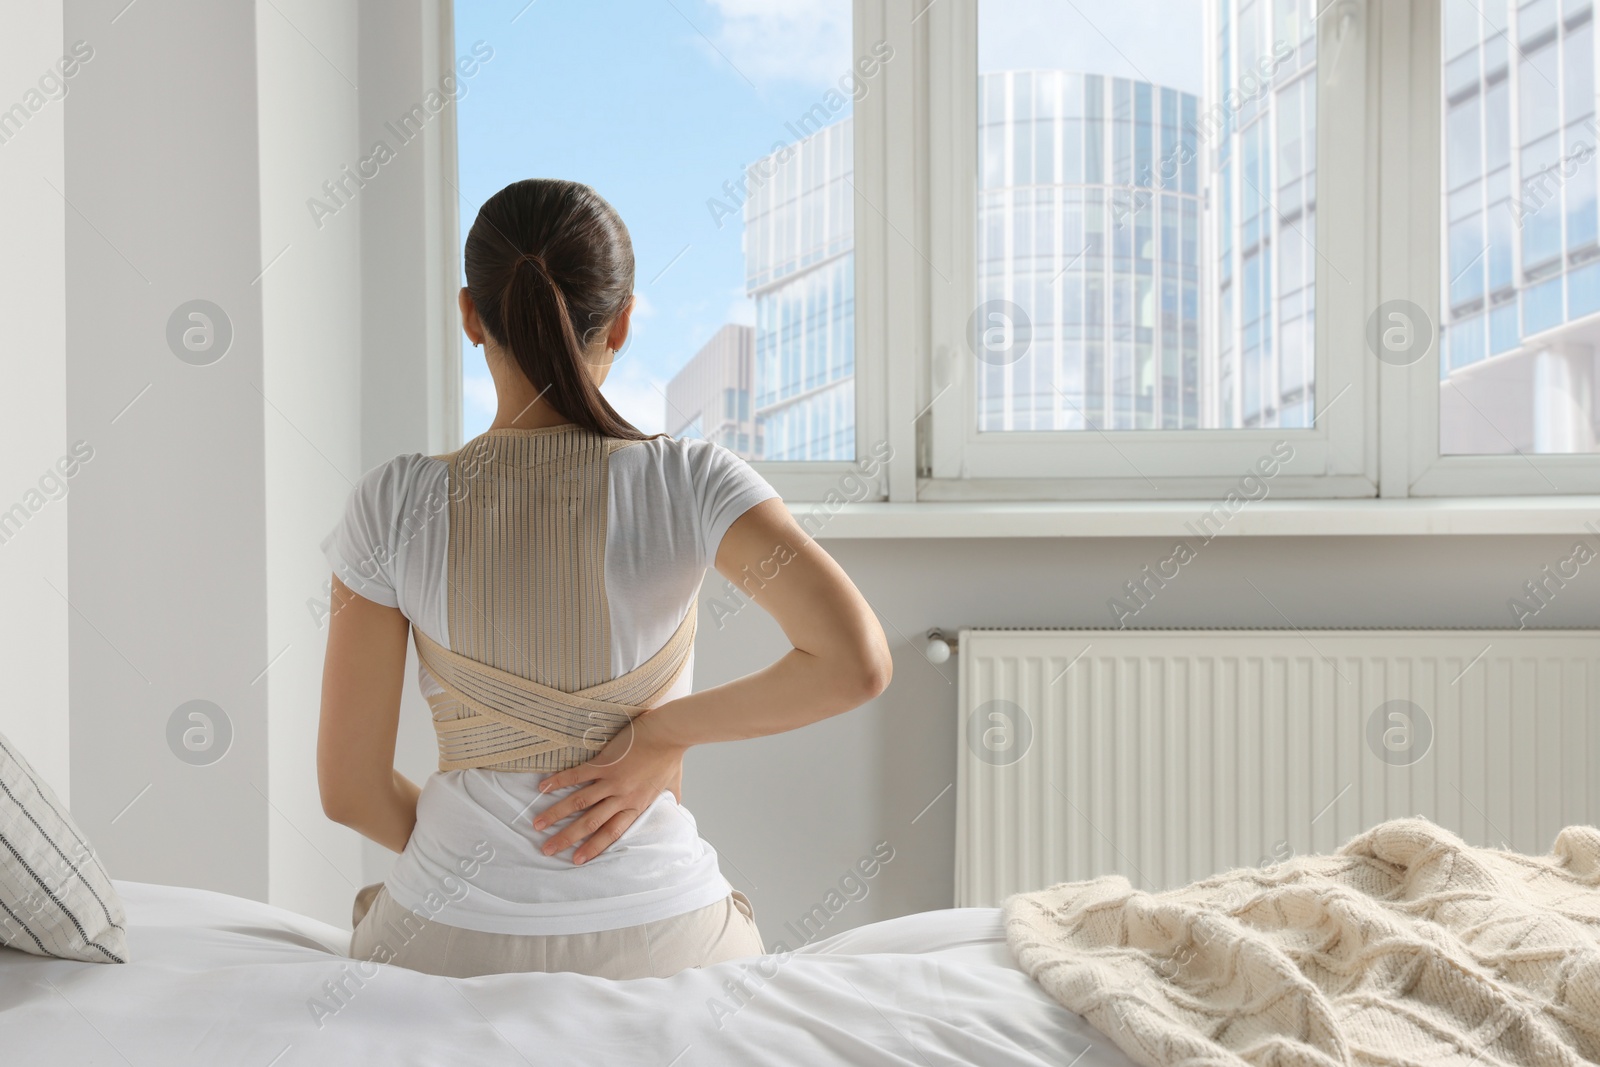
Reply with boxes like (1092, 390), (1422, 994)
(0, 881), (1134, 1067)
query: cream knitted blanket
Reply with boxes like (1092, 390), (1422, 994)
(1002, 819), (1600, 1066)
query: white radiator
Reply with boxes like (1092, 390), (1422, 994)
(955, 629), (1600, 907)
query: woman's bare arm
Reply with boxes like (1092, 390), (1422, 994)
(533, 498), (892, 861)
(317, 576), (421, 853)
(645, 497), (892, 746)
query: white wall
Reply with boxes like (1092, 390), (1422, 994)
(0, 0), (463, 927)
(1, 0), (464, 928)
(353, 0), (466, 894)
(257, 0), (367, 925)
(684, 532), (1600, 936)
(0, 0), (70, 801)
(358, 0), (460, 468)
(64, 0), (270, 898)
(259, 0), (466, 922)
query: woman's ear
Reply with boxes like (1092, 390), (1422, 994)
(459, 287), (486, 348)
(605, 295), (635, 354)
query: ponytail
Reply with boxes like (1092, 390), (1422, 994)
(465, 180), (664, 441)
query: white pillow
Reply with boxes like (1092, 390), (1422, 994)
(0, 731), (127, 963)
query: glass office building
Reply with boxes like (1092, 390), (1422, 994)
(1205, 0), (1319, 430)
(978, 71), (1204, 431)
(663, 323), (759, 456)
(742, 118), (856, 461)
(1441, 0), (1600, 453)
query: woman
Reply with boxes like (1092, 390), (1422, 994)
(316, 178), (892, 981)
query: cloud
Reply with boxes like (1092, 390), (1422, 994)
(704, 0), (853, 89)
(632, 291), (657, 319)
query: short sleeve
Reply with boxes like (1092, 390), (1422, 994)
(688, 440), (781, 566)
(320, 455), (420, 609)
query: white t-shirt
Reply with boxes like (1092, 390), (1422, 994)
(321, 428), (779, 935)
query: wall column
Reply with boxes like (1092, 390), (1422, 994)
(64, 0), (269, 897)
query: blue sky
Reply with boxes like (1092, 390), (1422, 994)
(979, 0), (1203, 94)
(454, 0), (1203, 440)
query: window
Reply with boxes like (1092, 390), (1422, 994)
(973, 22), (1205, 435)
(927, 0), (1371, 495)
(455, 0), (867, 475)
(968, 1), (1312, 437)
(1438, 0), (1600, 458)
(442, 0), (1600, 502)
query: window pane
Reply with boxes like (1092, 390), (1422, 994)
(977, 0), (1314, 432)
(1439, 2), (1600, 454)
(456, 0), (858, 460)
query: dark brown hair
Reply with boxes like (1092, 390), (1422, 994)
(463, 179), (660, 440)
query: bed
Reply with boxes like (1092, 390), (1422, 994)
(0, 880), (1135, 1067)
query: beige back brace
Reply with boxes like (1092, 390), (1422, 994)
(414, 427), (697, 773)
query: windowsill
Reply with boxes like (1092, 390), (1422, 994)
(786, 497), (1600, 539)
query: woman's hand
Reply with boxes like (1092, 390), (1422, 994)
(531, 710), (686, 865)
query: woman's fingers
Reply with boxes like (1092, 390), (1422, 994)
(532, 781), (610, 831)
(538, 760), (603, 795)
(571, 808), (641, 865)
(541, 797), (628, 860)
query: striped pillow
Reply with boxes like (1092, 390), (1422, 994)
(0, 731), (126, 963)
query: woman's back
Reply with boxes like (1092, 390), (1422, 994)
(322, 424), (777, 934)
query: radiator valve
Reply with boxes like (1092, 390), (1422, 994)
(925, 629), (956, 664)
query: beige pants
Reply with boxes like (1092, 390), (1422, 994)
(348, 883), (765, 980)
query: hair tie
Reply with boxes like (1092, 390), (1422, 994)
(514, 251), (549, 275)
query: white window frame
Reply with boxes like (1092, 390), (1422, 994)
(916, 0), (1377, 500)
(1399, 0), (1600, 495)
(433, 0), (1600, 507)
(436, 0), (895, 505)
(745, 0), (897, 504)
(750, 0), (897, 507)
